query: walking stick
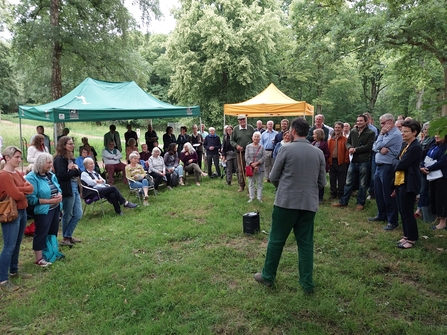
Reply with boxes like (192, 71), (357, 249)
(239, 150), (245, 180)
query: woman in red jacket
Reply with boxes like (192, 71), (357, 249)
(0, 146), (34, 292)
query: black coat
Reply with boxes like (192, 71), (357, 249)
(53, 155), (81, 197)
(394, 140), (422, 194)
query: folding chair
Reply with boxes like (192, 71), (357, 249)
(81, 183), (107, 216)
(126, 175), (156, 203)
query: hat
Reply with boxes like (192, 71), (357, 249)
(237, 114), (246, 120)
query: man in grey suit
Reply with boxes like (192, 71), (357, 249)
(254, 117), (326, 293)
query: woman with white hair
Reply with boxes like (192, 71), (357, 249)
(125, 151), (150, 200)
(82, 158), (137, 215)
(245, 131), (267, 203)
(180, 142), (207, 186)
(25, 153), (62, 266)
(149, 147), (172, 191)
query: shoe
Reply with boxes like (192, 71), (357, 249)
(196, 182), (201, 186)
(331, 203), (347, 208)
(60, 239), (74, 247)
(167, 186), (172, 191)
(397, 237), (408, 245)
(70, 237), (82, 243)
(383, 223), (398, 231)
(247, 199), (253, 203)
(264, 179), (270, 183)
(368, 216), (386, 222)
(10, 272), (32, 279)
(254, 273), (272, 287)
(143, 200), (149, 206)
(430, 225), (446, 230)
(35, 258), (52, 267)
(397, 240), (415, 249)
(144, 195), (149, 200)
(258, 199), (263, 203)
(414, 212), (422, 219)
(237, 187), (244, 192)
(0, 280), (20, 292)
(356, 204), (364, 210)
(366, 195), (371, 200)
(201, 173), (207, 177)
(124, 201), (137, 208)
(117, 212), (124, 216)
(179, 181), (185, 186)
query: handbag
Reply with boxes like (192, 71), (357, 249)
(245, 165), (254, 177)
(0, 195), (19, 223)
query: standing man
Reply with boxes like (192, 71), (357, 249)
(306, 114), (330, 142)
(254, 117), (326, 293)
(332, 114), (375, 210)
(368, 113), (402, 230)
(274, 119), (290, 146)
(343, 123), (351, 138)
(260, 120), (277, 182)
(144, 124), (158, 152)
(204, 127), (221, 177)
(230, 114), (255, 192)
(31, 125), (52, 154)
(199, 124), (209, 139)
(124, 124), (138, 147)
(327, 122), (349, 199)
(255, 120), (265, 134)
(104, 124), (122, 152)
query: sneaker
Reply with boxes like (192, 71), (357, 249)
(366, 195), (372, 200)
(0, 280), (20, 292)
(258, 199), (263, 203)
(35, 258), (52, 267)
(70, 237), (82, 243)
(247, 199), (254, 203)
(117, 212), (124, 216)
(60, 239), (74, 247)
(179, 181), (185, 186)
(124, 201), (137, 208)
(167, 186), (172, 191)
(143, 195), (149, 200)
(196, 182), (201, 186)
(254, 273), (272, 287)
(10, 272), (32, 279)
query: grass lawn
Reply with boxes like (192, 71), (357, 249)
(1, 118), (447, 334)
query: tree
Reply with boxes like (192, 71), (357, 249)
(166, 0), (283, 125)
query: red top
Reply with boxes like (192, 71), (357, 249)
(0, 171), (34, 209)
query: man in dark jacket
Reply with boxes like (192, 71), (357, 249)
(203, 127), (222, 177)
(332, 114), (375, 210)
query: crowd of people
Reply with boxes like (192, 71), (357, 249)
(1, 114), (446, 293)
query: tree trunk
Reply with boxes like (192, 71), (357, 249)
(443, 66), (447, 117)
(51, 0), (64, 136)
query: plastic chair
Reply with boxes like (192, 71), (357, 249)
(81, 183), (107, 216)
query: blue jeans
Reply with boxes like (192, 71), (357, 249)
(374, 164), (398, 224)
(62, 181), (83, 238)
(129, 178), (149, 189)
(0, 209), (27, 281)
(340, 162), (370, 206)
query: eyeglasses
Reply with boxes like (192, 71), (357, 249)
(380, 120), (390, 125)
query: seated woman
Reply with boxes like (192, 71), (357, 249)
(27, 134), (49, 164)
(148, 147), (172, 190)
(180, 142), (207, 186)
(125, 151), (150, 201)
(164, 143), (185, 186)
(25, 153), (63, 266)
(81, 157), (137, 215)
(75, 148), (91, 172)
(126, 138), (138, 164)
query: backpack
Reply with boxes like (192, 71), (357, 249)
(170, 172), (179, 186)
(42, 235), (65, 263)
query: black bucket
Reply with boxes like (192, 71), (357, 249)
(243, 212), (260, 235)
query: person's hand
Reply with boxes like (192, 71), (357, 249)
(209, 146), (214, 151)
(390, 190), (396, 197)
(52, 193), (63, 204)
(236, 145), (243, 151)
(348, 148), (356, 154)
(185, 152), (189, 156)
(420, 167), (429, 175)
(380, 147), (389, 155)
(188, 159), (193, 164)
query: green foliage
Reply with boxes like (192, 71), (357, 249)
(0, 40), (18, 112)
(167, 0), (284, 125)
(427, 116), (447, 137)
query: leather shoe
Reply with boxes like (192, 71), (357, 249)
(124, 201), (137, 208)
(430, 225), (446, 230)
(383, 223), (398, 231)
(368, 216), (386, 222)
(237, 187), (244, 192)
(356, 204), (364, 210)
(331, 203), (347, 208)
(254, 273), (272, 287)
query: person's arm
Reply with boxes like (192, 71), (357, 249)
(1, 173), (28, 202)
(306, 127), (314, 142)
(27, 146), (37, 163)
(102, 149), (115, 160)
(115, 150), (123, 160)
(54, 156), (80, 181)
(230, 129), (238, 148)
(81, 171), (97, 187)
(395, 144), (422, 171)
(355, 131), (375, 153)
(245, 146), (252, 165)
(215, 136), (222, 151)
